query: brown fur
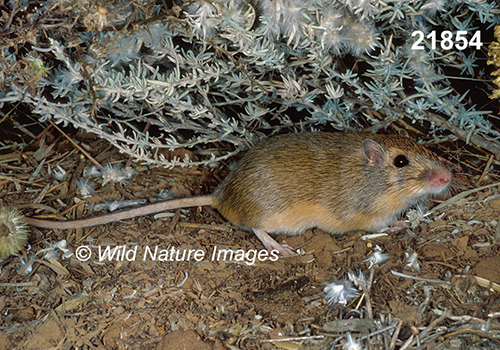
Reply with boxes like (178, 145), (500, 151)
(212, 132), (451, 235)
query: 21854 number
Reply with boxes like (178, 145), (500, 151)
(411, 30), (482, 50)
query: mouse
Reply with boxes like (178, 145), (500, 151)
(23, 132), (452, 256)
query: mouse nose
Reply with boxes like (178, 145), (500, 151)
(427, 167), (451, 190)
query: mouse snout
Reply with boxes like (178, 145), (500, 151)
(425, 166), (452, 192)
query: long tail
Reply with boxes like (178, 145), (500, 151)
(24, 195), (214, 229)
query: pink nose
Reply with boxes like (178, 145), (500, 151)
(438, 171), (451, 184)
(427, 168), (451, 188)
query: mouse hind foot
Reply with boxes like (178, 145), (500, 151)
(252, 228), (296, 256)
(378, 220), (408, 233)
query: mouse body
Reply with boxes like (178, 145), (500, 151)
(24, 132), (452, 255)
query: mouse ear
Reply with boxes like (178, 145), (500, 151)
(362, 139), (386, 166)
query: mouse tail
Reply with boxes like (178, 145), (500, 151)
(24, 195), (214, 229)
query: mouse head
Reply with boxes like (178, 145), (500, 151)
(361, 135), (452, 198)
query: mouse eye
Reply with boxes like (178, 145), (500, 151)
(393, 155), (409, 168)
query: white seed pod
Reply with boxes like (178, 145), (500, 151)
(0, 206), (29, 257)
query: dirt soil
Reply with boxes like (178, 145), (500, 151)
(0, 134), (499, 350)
